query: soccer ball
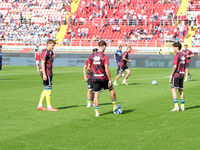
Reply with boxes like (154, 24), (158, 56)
(113, 107), (123, 114)
(152, 80), (157, 85)
(122, 73), (125, 77)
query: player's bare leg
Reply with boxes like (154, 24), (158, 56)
(109, 88), (117, 109)
(37, 64), (39, 71)
(184, 69), (191, 81)
(94, 92), (100, 117)
(178, 89), (185, 111)
(114, 72), (122, 85)
(87, 89), (94, 107)
(122, 69), (131, 85)
(171, 88), (179, 111)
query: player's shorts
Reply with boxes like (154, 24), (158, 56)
(93, 80), (113, 93)
(119, 66), (129, 72)
(42, 76), (52, 87)
(171, 78), (183, 89)
(36, 61), (40, 65)
(186, 63), (190, 69)
(87, 78), (93, 90)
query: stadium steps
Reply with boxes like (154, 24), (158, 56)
(56, 25), (68, 46)
(177, 0), (189, 16)
(182, 26), (197, 48)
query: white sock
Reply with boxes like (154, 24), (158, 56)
(47, 105), (52, 109)
(114, 80), (117, 83)
(38, 103), (42, 107)
(123, 79), (126, 83)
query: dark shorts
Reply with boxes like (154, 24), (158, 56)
(119, 66), (129, 72)
(93, 80), (113, 93)
(42, 76), (52, 87)
(171, 78), (183, 89)
(186, 63), (190, 69)
(87, 78), (93, 90)
(0, 64), (2, 70)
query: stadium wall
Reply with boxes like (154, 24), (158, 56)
(2, 53), (200, 68)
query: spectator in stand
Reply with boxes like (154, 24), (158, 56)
(85, 27), (88, 37)
(81, 27), (85, 38)
(71, 30), (75, 38)
(112, 25), (116, 33)
(116, 25), (121, 33)
(179, 24), (184, 38)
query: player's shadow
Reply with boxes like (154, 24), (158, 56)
(128, 83), (141, 85)
(186, 105), (200, 110)
(101, 109), (136, 116)
(56, 105), (79, 109)
(99, 103), (112, 106)
(190, 79), (199, 81)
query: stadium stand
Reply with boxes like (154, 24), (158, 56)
(0, 0), (198, 54)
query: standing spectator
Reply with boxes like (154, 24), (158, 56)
(63, 14), (66, 25)
(179, 25), (184, 38)
(85, 27), (88, 37)
(81, 27), (85, 38)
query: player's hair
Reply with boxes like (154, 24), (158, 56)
(47, 39), (56, 45)
(127, 46), (132, 50)
(35, 49), (38, 51)
(93, 48), (98, 52)
(0, 45), (2, 48)
(98, 40), (107, 47)
(119, 46), (122, 48)
(172, 42), (182, 50)
(184, 44), (188, 47)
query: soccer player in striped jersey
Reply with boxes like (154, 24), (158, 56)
(169, 42), (187, 112)
(113, 46), (132, 85)
(83, 48), (98, 107)
(87, 41), (121, 117)
(37, 39), (58, 111)
(182, 44), (194, 82)
(0, 45), (3, 80)
(35, 49), (41, 71)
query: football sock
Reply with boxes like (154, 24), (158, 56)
(37, 66), (39, 70)
(39, 90), (46, 106)
(186, 76), (188, 80)
(114, 80), (117, 84)
(45, 86), (52, 107)
(112, 99), (117, 110)
(94, 106), (99, 113)
(188, 73), (190, 76)
(91, 99), (94, 103)
(181, 99), (185, 107)
(123, 79), (126, 83)
(87, 99), (93, 103)
(173, 99), (178, 108)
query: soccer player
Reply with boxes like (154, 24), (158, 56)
(114, 46), (123, 76)
(0, 45), (3, 80)
(182, 44), (194, 82)
(113, 46), (132, 85)
(87, 41), (121, 117)
(83, 48), (98, 107)
(169, 42), (187, 112)
(37, 39), (58, 111)
(35, 49), (41, 71)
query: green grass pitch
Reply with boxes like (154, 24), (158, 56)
(0, 66), (200, 150)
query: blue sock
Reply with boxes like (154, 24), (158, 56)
(181, 99), (185, 107)
(173, 99), (178, 107)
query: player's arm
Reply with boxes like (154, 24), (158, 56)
(187, 51), (194, 58)
(169, 64), (177, 83)
(105, 64), (112, 87)
(87, 63), (93, 75)
(122, 56), (131, 62)
(83, 65), (88, 81)
(114, 53), (117, 63)
(41, 59), (47, 81)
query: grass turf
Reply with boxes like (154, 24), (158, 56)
(0, 66), (200, 150)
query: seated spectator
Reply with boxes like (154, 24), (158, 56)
(116, 25), (120, 32)
(71, 30), (75, 38)
(112, 25), (116, 33)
